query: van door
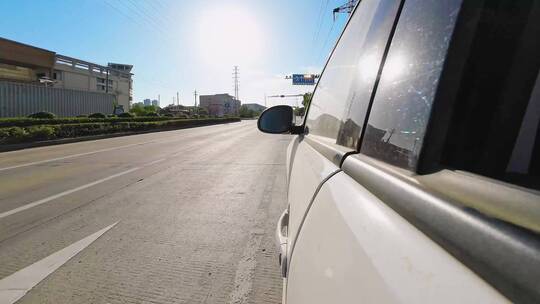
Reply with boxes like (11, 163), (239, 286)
(287, 0), (540, 303)
(283, 0), (403, 282)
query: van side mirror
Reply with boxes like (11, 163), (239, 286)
(257, 105), (303, 134)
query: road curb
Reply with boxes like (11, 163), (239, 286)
(0, 120), (239, 153)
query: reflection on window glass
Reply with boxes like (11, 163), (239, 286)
(361, 0), (462, 169)
(305, 0), (401, 149)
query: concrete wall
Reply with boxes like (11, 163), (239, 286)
(0, 81), (115, 117)
(116, 79), (131, 109)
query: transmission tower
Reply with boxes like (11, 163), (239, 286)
(333, 0), (358, 19)
(233, 66), (240, 101)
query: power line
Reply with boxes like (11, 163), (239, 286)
(117, 0), (170, 39)
(319, 17), (336, 61)
(313, 0), (357, 63)
(312, 0), (329, 46)
(101, 0), (178, 51)
(144, 0), (177, 29)
(103, 0), (147, 29)
(125, 0), (171, 35)
(125, 0), (162, 27)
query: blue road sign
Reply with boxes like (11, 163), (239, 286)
(292, 74), (315, 85)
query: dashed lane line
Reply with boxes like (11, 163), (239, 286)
(0, 122), (249, 173)
(0, 142), (151, 172)
(0, 158), (166, 219)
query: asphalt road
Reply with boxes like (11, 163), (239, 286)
(0, 120), (289, 304)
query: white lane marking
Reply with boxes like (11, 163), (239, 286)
(0, 142), (150, 172)
(145, 158), (166, 166)
(0, 157), (168, 219)
(0, 168), (139, 219)
(0, 222), (118, 304)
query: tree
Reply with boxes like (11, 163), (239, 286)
(130, 104), (159, 116)
(239, 105), (256, 118)
(303, 92), (313, 108)
(198, 107), (209, 115)
(130, 103), (146, 116)
(294, 107), (305, 117)
(143, 105), (158, 113)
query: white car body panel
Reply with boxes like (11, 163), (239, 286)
(286, 171), (508, 304)
(286, 137), (340, 253)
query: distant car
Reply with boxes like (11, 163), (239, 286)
(258, 0), (540, 303)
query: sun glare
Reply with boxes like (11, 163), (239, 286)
(198, 6), (264, 66)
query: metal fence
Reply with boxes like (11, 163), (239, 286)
(0, 81), (115, 117)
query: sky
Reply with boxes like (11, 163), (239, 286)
(0, 0), (349, 108)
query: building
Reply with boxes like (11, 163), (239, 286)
(144, 99), (151, 106)
(199, 94), (240, 117)
(242, 103), (266, 113)
(0, 37), (133, 116)
(53, 56), (132, 110)
(52, 57), (132, 111)
(152, 99), (159, 107)
(0, 38), (55, 83)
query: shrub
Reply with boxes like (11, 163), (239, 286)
(28, 111), (55, 119)
(8, 127), (28, 139)
(0, 118), (241, 143)
(107, 114), (117, 118)
(164, 113), (174, 117)
(118, 112), (133, 118)
(88, 113), (106, 118)
(145, 112), (159, 117)
(0, 116), (179, 128)
(76, 114), (88, 118)
(27, 126), (56, 140)
(0, 127), (28, 143)
(0, 128), (9, 139)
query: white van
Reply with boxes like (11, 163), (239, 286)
(258, 0), (540, 303)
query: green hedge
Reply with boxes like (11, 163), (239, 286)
(0, 118), (240, 144)
(0, 116), (188, 128)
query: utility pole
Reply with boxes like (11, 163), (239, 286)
(233, 66), (239, 101)
(177, 91), (180, 105)
(194, 90), (198, 116)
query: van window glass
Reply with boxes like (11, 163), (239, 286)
(305, 0), (402, 149)
(360, 0), (462, 169)
(442, 0), (540, 190)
